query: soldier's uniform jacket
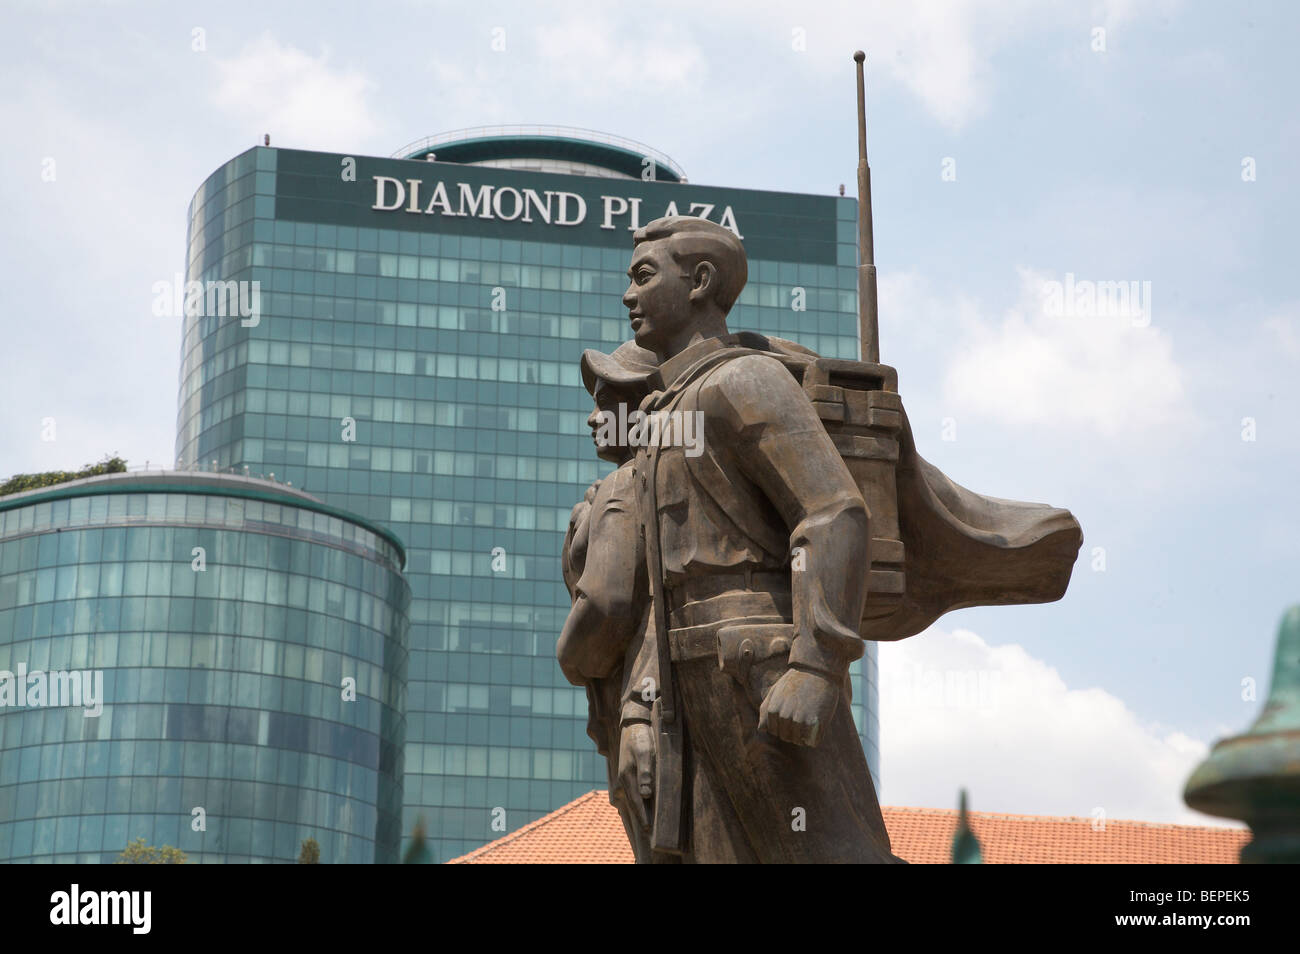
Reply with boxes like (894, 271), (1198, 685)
(628, 333), (901, 863)
(635, 333), (870, 682)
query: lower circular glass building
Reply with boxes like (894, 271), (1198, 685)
(0, 471), (409, 863)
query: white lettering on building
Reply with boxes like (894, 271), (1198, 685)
(371, 176), (741, 237)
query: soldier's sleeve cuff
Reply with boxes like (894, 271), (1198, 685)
(621, 699), (653, 725)
(788, 641), (852, 681)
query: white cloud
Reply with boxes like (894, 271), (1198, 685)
(697, 0), (1175, 131)
(210, 34), (380, 151)
(879, 269), (986, 352)
(695, 0), (1020, 131)
(428, 0), (1163, 134)
(534, 15), (707, 101)
(878, 627), (1239, 827)
(404, 0), (1178, 138)
(942, 266), (1194, 444)
(417, 58), (507, 131)
(863, 1), (1001, 130)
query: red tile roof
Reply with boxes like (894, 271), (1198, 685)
(882, 805), (1248, 864)
(447, 790), (1250, 864)
(447, 791), (634, 865)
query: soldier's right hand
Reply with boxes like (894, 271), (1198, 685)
(758, 667), (840, 748)
(618, 721), (656, 829)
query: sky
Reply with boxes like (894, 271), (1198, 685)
(2, 0), (1297, 828)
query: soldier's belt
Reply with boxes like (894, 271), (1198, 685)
(668, 615), (791, 663)
(669, 590), (793, 631)
(666, 572), (791, 630)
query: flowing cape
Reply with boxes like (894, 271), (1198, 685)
(864, 406), (1082, 640)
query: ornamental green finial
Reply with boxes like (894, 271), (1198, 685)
(951, 789), (984, 864)
(402, 815), (433, 864)
(1184, 605), (1300, 863)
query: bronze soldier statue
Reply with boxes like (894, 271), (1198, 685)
(563, 211), (1082, 862)
(617, 215), (901, 862)
(559, 52), (1082, 863)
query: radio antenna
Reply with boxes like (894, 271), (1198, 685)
(854, 50), (880, 364)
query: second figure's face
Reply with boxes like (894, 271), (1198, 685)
(623, 239), (691, 355)
(587, 380), (636, 464)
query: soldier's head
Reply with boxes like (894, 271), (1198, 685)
(623, 216), (747, 360)
(580, 341), (657, 465)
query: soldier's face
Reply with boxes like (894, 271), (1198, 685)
(623, 240), (691, 354)
(587, 380), (634, 464)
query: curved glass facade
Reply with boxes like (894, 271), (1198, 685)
(177, 144), (877, 862)
(0, 473), (409, 863)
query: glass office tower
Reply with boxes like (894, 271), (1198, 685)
(176, 127), (878, 861)
(0, 472), (409, 863)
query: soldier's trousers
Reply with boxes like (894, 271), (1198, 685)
(666, 654), (902, 864)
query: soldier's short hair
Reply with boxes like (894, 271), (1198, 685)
(633, 215), (748, 313)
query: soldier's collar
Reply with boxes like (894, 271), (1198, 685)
(654, 332), (772, 392)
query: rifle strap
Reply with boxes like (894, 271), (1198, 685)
(645, 436), (674, 722)
(643, 390), (684, 854)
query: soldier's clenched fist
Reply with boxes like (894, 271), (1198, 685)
(757, 668), (840, 748)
